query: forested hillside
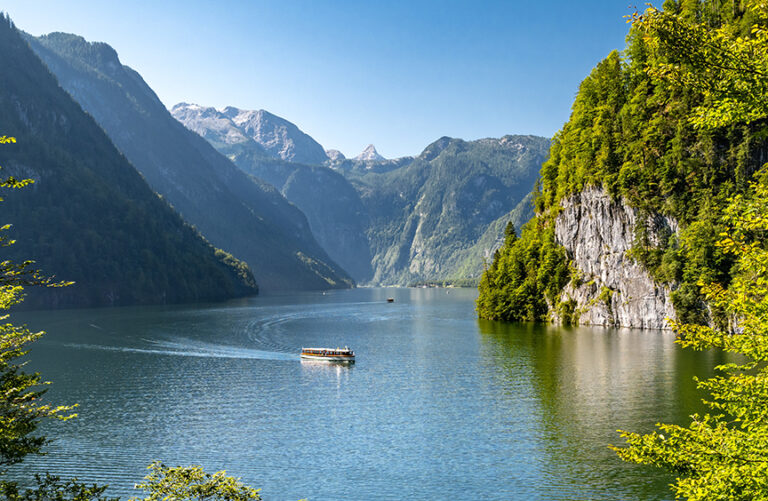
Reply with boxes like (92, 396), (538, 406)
(27, 33), (353, 291)
(477, 0), (768, 326)
(348, 135), (548, 285)
(0, 17), (257, 307)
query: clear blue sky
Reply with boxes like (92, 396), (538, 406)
(4, 1), (638, 158)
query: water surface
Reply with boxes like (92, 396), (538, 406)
(14, 288), (725, 500)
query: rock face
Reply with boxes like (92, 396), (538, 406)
(552, 188), (678, 329)
(355, 144), (385, 162)
(325, 149), (345, 162)
(173, 103), (329, 165)
(171, 102), (265, 152)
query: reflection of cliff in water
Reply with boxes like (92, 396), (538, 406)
(477, 320), (732, 500)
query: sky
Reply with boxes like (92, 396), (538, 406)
(3, 1), (637, 159)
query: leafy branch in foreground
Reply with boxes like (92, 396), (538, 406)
(0, 473), (118, 501)
(631, 1), (768, 129)
(0, 135), (272, 500)
(0, 136), (103, 500)
(0, 137), (76, 474)
(613, 167), (768, 500)
(612, 3), (768, 498)
(129, 462), (263, 501)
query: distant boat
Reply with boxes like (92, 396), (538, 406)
(387, 298), (395, 303)
(300, 347), (355, 363)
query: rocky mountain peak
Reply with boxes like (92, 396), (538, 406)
(326, 149), (346, 162)
(176, 104), (329, 165)
(171, 103), (252, 146)
(355, 144), (385, 162)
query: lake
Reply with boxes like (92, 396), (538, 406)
(13, 287), (725, 500)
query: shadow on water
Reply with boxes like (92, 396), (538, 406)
(476, 319), (733, 501)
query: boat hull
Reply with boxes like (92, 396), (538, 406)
(300, 354), (355, 363)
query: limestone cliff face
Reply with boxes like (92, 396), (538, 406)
(552, 188), (678, 329)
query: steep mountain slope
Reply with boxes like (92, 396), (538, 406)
(346, 135), (549, 285)
(0, 16), (257, 308)
(174, 106), (548, 286)
(232, 157), (374, 282)
(28, 32), (353, 291)
(478, 2), (768, 328)
(173, 103), (329, 165)
(448, 193), (535, 282)
(173, 103), (373, 282)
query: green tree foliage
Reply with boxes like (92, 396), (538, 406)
(615, 166), (768, 500)
(612, 2), (768, 498)
(476, 220), (569, 322)
(129, 462), (262, 501)
(0, 137), (117, 500)
(632, 0), (768, 129)
(477, 0), (768, 324)
(1, 474), (118, 501)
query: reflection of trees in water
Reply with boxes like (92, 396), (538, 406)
(476, 319), (732, 500)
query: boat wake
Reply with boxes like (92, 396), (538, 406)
(61, 339), (298, 361)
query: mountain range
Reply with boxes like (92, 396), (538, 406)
(26, 32), (353, 292)
(342, 135), (548, 285)
(175, 101), (549, 285)
(3, 19), (550, 305)
(172, 102), (374, 281)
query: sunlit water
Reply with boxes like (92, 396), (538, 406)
(11, 288), (727, 500)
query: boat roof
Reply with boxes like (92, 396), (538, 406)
(302, 347), (353, 351)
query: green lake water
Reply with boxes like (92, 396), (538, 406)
(13, 287), (726, 500)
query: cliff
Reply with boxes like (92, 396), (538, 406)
(551, 189), (677, 329)
(478, 20), (766, 327)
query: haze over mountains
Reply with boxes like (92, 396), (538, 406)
(173, 104), (330, 165)
(0, 18), (257, 307)
(173, 102), (375, 281)
(27, 31), (353, 292)
(175, 102), (549, 285)
(0, 19), (550, 306)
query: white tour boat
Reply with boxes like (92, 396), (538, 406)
(300, 346), (355, 363)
